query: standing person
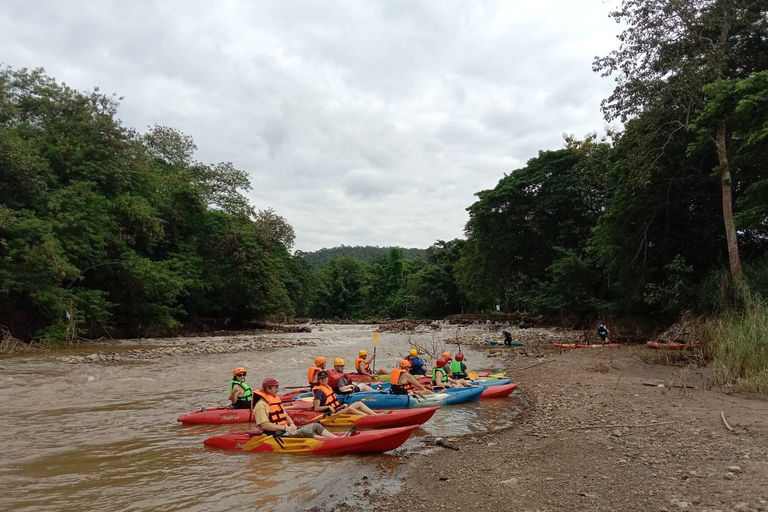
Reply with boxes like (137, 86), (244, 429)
(406, 348), (426, 376)
(229, 367), (253, 410)
(254, 378), (336, 438)
(354, 350), (375, 377)
(308, 356), (327, 388)
(313, 371), (377, 416)
(390, 360), (434, 396)
(330, 358), (377, 394)
(597, 322), (609, 345)
(503, 330), (513, 346)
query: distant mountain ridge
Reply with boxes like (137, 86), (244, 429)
(299, 245), (428, 268)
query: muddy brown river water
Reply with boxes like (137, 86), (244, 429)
(0, 325), (523, 511)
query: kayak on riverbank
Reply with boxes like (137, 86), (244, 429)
(481, 382), (519, 398)
(204, 425), (418, 454)
(486, 338), (524, 346)
(177, 405), (440, 428)
(554, 343), (623, 349)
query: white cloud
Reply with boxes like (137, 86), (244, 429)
(0, 0), (620, 251)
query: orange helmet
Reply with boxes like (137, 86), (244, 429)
(399, 359), (412, 369)
(232, 367), (247, 377)
(436, 358), (448, 368)
(455, 353), (465, 361)
(314, 356), (326, 366)
(441, 351), (451, 359)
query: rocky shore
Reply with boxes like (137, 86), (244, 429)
(357, 345), (768, 512)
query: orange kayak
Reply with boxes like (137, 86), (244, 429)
(646, 341), (698, 350)
(203, 425), (418, 454)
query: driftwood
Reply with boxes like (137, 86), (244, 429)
(720, 410), (734, 432)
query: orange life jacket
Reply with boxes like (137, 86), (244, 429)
(390, 368), (414, 394)
(254, 390), (288, 426)
(355, 357), (371, 374)
(313, 384), (341, 412)
(307, 366), (323, 387)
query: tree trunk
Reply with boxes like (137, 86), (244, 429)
(716, 121), (743, 282)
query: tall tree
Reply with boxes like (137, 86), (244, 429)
(594, 0), (768, 282)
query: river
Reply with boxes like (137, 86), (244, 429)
(0, 325), (523, 511)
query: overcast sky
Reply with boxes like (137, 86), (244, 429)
(1, 0), (621, 251)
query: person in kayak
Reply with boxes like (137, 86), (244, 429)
(255, 377), (336, 439)
(442, 352), (473, 386)
(449, 353), (470, 380)
(354, 350), (375, 377)
(432, 358), (470, 390)
(330, 358), (377, 394)
(308, 356), (327, 388)
(597, 322), (609, 344)
(229, 367), (254, 409)
(405, 348), (427, 376)
(313, 371), (377, 416)
(390, 360), (434, 396)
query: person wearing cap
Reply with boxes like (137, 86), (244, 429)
(229, 367), (254, 409)
(313, 371), (377, 416)
(254, 377), (336, 438)
(354, 350), (375, 377)
(330, 358), (377, 394)
(307, 356), (327, 388)
(390, 360), (434, 396)
(405, 348), (426, 376)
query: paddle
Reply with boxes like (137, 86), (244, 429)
(467, 370), (479, 380)
(372, 332), (379, 373)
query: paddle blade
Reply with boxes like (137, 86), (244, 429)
(242, 434), (269, 452)
(373, 332), (379, 345)
(467, 370), (479, 380)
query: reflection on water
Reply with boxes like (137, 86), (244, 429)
(0, 325), (523, 512)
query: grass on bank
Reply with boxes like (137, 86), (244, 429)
(702, 299), (768, 394)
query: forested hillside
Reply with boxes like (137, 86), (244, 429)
(2, 0), (768, 379)
(299, 245), (427, 268)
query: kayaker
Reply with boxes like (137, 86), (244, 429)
(229, 367), (254, 409)
(254, 377), (336, 438)
(432, 358), (470, 390)
(503, 330), (513, 345)
(313, 371), (377, 416)
(597, 322), (609, 344)
(354, 350), (375, 377)
(449, 353), (470, 379)
(308, 356), (327, 388)
(331, 358), (377, 394)
(406, 348), (427, 376)
(390, 360), (434, 396)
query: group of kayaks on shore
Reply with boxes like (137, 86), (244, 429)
(178, 349), (519, 455)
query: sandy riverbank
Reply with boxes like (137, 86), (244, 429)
(360, 344), (768, 512)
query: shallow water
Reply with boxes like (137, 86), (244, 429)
(0, 325), (523, 511)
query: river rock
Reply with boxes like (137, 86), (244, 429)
(727, 466), (743, 474)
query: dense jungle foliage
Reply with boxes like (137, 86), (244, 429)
(2, 0), (768, 347)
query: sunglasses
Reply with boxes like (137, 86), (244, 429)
(236, 373), (247, 377)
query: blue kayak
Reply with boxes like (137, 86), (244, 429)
(378, 378), (512, 392)
(441, 386), (484, 405)
(338, 391), (449, 409)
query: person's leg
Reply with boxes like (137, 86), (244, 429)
(347, 401), (376, 415)
(357, 383), (376, 392)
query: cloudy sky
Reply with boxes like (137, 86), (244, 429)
(1, 0), (621, 251)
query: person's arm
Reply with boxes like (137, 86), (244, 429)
(229, 384), (243, 404)
(313, 390), (336, 413)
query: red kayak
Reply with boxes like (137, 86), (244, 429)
(177, 405), (439, 427)
(290, 406), (439, 428)
(203, 425), (418, 454)
(646, 341), (698, 350)
(480, 382), (519, 399)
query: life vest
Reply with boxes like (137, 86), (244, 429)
(355, 357), (370, 375)
(313, 384), (341, 412)
(597, 325), (608, 335)
(408, 357), (425, 376)
(432, 367), (448, 386)
(253, 390), (288, 426)
(327, 369), (345, 390)
(390, 368), (414, 395)
(229, 379), (252, 404)
(307, 366), (323, 387)
(449, 361), (466, 379)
